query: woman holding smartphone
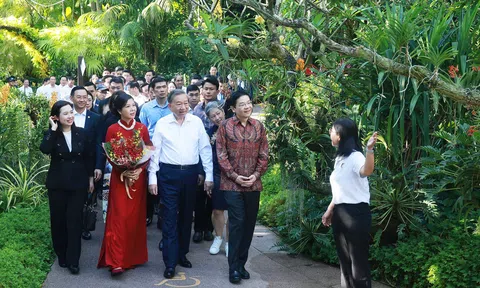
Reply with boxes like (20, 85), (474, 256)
(40, 100), (94, 275)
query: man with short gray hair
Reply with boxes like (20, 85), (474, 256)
(148, 89), (213, 279)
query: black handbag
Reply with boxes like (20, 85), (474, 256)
(83, 200), (97, 232)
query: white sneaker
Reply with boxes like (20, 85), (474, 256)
(209, 236), (223, 255)
(225, 242), (228, 257)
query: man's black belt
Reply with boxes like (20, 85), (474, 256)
(161, 163), (197, 170)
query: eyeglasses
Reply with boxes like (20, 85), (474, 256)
(237, 101), (252, 108)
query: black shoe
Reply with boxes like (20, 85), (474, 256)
(158, 240), (163, 251)
(58, 259), (67, 268)
(81, 231), (92, 240)
(204, 231), (214, 241)
(229, 271), (241, 284)
(178, 257), (192, 268)
(192, 232), (203, 243)
(164, 267), (175, 279)
(146, 217), (152, 226)
(239, 267), (250, 279)
(68, 265), (79, 274)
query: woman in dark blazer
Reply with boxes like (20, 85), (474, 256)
(40, 100), (94, 275)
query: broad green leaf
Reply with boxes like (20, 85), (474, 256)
(409, 93), (421, 115)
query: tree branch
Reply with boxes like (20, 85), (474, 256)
(294, 28), (323, 57)
(231, 0), (480, 106)
(305, 0), (330, 14)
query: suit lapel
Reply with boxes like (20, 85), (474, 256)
(72, 127), (82, 153)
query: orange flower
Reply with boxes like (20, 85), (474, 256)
(49, 92), (58, 107)
(472, 110), (477, 116)
(448, 65), (459, 78)
(296, 58), (305, 71)
(0, 85), (9, 105)
(467, 126), (477, 136)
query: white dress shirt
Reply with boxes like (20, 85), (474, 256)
(148, 113), (213, 184)
(131, 94), (148, 106)
(63, 131), (72, 152)
(58, 85), (73, 101)
(74, 109), (87, 128)
(19, 86), (33, 97)
(42, 85), (59, 100)
(36, 85), (47, 97)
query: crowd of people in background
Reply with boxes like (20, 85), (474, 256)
(5, 62), (378, 287)
(34, 65), (270, 284)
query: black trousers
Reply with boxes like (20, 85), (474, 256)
(147, 171), (164, 224)
(194, 184), (213, 233)
(159, 164), (198, 268)
(48, 188), (86, 266)
(332, 203), (372, 288)
(225, 190), (260, 273)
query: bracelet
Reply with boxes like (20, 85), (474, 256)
(366, 147), (374, 154)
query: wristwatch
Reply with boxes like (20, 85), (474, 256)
(366, 147), (375, 154)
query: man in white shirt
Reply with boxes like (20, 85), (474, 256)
(128, 81), (148, 106)
(19, 79), (33, 97)
(148, 89), (213, 279)
(35, 77), (50, 97)
(58, 76), (71, 100)
(42, 76), (60, 101)
(67, 77), (75, 93)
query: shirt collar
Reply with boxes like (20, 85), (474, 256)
(168, 113), (192, 123)
(74, 109), (86, 116)
(232, 115), (253, 126)
(153, 99), (169, 109)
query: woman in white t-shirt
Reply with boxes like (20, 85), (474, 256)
(322, 118), (378, 288)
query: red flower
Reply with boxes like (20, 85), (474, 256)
(467, 126), (477, 136)
(448, 65), (459, 78)
(104, 130), (145, 169)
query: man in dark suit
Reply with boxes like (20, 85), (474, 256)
(70, 86), (101, 240)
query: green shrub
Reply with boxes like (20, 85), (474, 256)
(259, 165), (338, 264)
(0, 94), (50, 171)
(0, 161), (48, 212)
(371, 219), (480, 288)
(259, 164), (288, 227)
(0, 204), (55, 288)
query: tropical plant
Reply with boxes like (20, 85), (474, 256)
(418, 123), (480, 218)
(0, 161), (48, 212)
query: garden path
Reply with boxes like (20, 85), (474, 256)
(43, 105), (389, 288)
(43, 214), (389, 288)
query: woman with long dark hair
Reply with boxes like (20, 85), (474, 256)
(40, 100), (94, 274)
(97, 91), (153, 276)
(322, 118), (378, 288)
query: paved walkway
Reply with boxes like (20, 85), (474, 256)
(43, 213), (389, 288)
(44, 105), (389, 287)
